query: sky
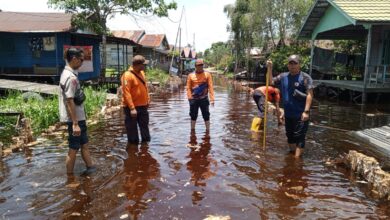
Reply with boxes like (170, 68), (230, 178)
(0, 0), (235, 52)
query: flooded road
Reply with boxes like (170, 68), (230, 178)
(1, 84), (390, 219)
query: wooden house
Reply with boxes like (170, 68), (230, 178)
(112, 31), (171, 71)
(299, 0), (390, 103)
(0, 11), (135, 82)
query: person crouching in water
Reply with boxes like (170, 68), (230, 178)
(249, 86), (283, 131)
(186, 59), (215, 131)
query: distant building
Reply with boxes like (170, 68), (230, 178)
(112, 31), (171, 71)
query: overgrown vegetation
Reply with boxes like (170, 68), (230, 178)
(203, 0), (314, 73)
(268, 44), (311, 73)
(204, 42), (234, 71)
(146, 68), (170, 87)
(0, 87), (106, 140)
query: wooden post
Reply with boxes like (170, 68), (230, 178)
(309, 40), (314, 76)
(125, 45), (128, 68)
(117, 43), (120, 76)
(363, 25), (372, 104)
(55, 33), (59, 76)
(122, 44), (125, 72)
(263, 64), (271, 148)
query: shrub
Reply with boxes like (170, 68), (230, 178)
(146, 68), (170, 87)
(0, 87), (106, 137)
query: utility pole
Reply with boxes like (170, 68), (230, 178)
(179, 27), (182, 76)
(193, 33), (195, 52)
(169, 6), (184, 76)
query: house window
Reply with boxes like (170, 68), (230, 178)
(382, 31), (390, 65)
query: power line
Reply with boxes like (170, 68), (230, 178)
(166, 16), (180, 23)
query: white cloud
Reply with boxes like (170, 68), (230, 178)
(0, 0), (235, 52)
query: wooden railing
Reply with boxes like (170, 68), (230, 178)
(368, 65), (390, 85)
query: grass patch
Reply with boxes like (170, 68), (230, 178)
(225, 72), (234, 79)
(0, 87), (106, 140)
(146, 68), (170, 87)
(83, 87), (107, 116)
(0, 115), (18, 145)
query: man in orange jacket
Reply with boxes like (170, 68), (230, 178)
(186, 59), (215, 131)
(249, 86), (283, 128)
(121, 55), (151, 144)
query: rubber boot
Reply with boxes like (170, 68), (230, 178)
(251, 117), (262, 132)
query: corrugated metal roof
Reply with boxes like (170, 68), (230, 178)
(111, 30), (145, 43)
(298, 0), (390, 39)
(0, 11), (73, 32)
(332, 0), (390, 22)
(139, 34), (167, 48)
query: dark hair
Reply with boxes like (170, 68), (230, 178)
(66, 47), (83, 63)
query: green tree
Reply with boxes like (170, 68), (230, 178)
(269, 45), (311, 73)
(224, 0), (313, 72)
(204, 41), (233, 71)
(48, 0), (177, 77)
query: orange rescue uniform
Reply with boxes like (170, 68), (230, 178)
(121, 66), (150, 109)
(186, 71), (215, 102)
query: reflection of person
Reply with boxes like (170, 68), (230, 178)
(275, 156), (308, 215)
(63, 175), (94, 219)
(186, 131), (216, 204)
(249, 86), (283, 131)
(121, 55), (151, 144)
(123, 143), (160, 218)
(268, 55), (314, 158)
(186, 59), (215, 131)
(59, 47), (95, 175)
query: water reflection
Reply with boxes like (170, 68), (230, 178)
(63, 175), (94, 219)
(314, 102), (390, 131)
(1, 83), (390, 219)
(276, 156), (308, 216)
(186, 131), (217, 204)
(122, 143), (160, 218)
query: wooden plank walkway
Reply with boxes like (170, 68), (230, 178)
(0, 79), (59, 95)
(0, 79), (117, 101)
(352, 125), (390, 155)
(314, 80), (390, 93)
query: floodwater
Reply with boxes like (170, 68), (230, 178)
(1, 83), (390, 219)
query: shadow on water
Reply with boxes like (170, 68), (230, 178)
(0, 81), (389, 219)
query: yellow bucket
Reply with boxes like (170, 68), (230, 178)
(251, 117), (263, 132)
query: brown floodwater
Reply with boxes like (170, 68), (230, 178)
(1, 83), (390, 219)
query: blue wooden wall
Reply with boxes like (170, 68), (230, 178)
(0, 32), (101, 81)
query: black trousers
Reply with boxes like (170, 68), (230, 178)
(124, 106), (150, 143)
(189, 98), (210, 121)
(285, 117), (309, 148)
(252, 90), (265, 118)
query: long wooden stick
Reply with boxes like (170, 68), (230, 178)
(263, 64), (271, 148)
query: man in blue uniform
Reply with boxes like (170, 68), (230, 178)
(267, 55), (314, 158)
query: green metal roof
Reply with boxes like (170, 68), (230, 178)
(332, 0), (390, 22)
(299, 0), (390, 40)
